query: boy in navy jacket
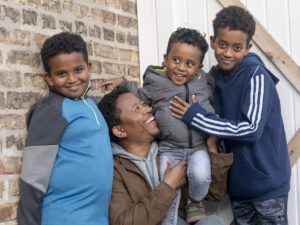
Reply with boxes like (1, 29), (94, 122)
(170, 6), (291, 225)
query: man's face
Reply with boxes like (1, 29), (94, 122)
(115, 93), (160, 142)
(211, 27), (252, 76)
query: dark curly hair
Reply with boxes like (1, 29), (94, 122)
(41, 32), (88, 73)
(213, 6), (256, 44)
(166, 27), (208, 64)
(98, 86), (130, 143)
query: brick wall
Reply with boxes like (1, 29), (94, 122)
(0, 0), (139, 224)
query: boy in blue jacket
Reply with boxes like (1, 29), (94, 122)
(17, 32), (113, 225)
(170, 6), (291, 225)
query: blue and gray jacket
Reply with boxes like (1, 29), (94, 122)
(18, 90), (113, 225)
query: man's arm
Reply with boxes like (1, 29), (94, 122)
(110, 161), (186, 225)
(170, 71), (275, 142)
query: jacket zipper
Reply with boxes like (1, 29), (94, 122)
(82, 98), (101, 126)
(185, 83), (193, 148)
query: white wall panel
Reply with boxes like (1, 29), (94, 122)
(137, 0), (300, 223)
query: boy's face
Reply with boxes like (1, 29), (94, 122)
(211, 27), (252, 75)
(164, 42), (203, 85)
(44, 52), (91, 99)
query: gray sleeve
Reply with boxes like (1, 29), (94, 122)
(18, 103), (67, 225)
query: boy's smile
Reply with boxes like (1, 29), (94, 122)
(164, 42), (203, 85)
(211, 27), (252, 76)
(44, 52), (91, 99)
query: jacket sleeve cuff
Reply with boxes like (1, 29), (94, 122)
(156, 181), (177, 202)
(182, 103), (206, 124)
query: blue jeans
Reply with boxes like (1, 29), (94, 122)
(177, 216), (225, 225)
(231, 195), (288, 225)
(160, 147), (211, 225)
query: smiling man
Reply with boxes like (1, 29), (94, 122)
(98, 86), (228, 225)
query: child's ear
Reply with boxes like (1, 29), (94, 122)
(112, 125), (127, 138)
(199, 64), (204, 69)
(163, 54), (167, 66)
(210, 36), (215, 49)
(246, 43), (252, 53)
(44, 73), (53, 86)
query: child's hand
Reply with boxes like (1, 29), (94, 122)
(101, 77), (124, 92)
(207, 136), (219, 153)
(169, 95), (196, 119)
(163, 160), (187, 190)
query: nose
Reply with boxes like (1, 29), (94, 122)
(67, 73), (77, 83)
(177, 62), (186, 71)
(142, 104), (152, 114)
(223, 48), (233, 58)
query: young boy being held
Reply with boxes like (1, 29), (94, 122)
(18, 32), (113, 225)
(170, 6), (291, 225)
(102, 28), (218, 224)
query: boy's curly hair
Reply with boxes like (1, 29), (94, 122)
(41, 32), (88, 73)
(98, 86), (130, 143)
(213, 6), (256, 44)
(166, 27), (208, 64)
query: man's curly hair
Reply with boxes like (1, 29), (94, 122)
(213, 6), (256, 44)
(41, 32), (88, 73)
(98, 86), (130, 143)
(166, 27), (208, 64)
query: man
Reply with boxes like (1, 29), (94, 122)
(98, 86), (230, 225)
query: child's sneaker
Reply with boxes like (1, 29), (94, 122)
(186, 201), (206, 224)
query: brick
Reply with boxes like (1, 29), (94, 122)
(23, 9), (37, 25)
(116, 31), (126, 43)
(9, 179), (20, 197)
(105, 0), (119, 8)
(89, 25), (101, 39)
(4, 6), (20, 23)
(7, 50), (30, 65)
(48, 0), (61, 13)
(127, 32), (138, 46)
(0, 28), (30, 46)
(90, 79), (105, 92)
(0, 156), (22, 174)
(42, 14), (56, 29)
(94, 43), (117, 59)
(0, 181), (3, 199)
(103, 62), (125, 76)
(28, 0), (48, 8)
(0, 50), (2, 63)
(87, 41), (93, 56)
(0, 71), (22, 88)
(0, 92), (4, 109)
(117, 15), (137, 29)
(128, 65), (140, 78)
(0, 203), (17, 222)
(34, 33), (49, 49)
(24, 73), (47, 89)
(63, 2), (89, 19)
(0, 114), (26, 130)
(6, 92), (42, 109)
(31, 53), (41, 68)
(59, 20), (72, 32)
(6, 134), (25, 150)
(91, 9), (116, 25)
(120, 0), (136, 14)
(90, 60), (102, 73)
(119, 49), (139, 62)
(103, 28), (114, 41)
(75, 21), (87, 36)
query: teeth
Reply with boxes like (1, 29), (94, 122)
(145, 116), (154, 124)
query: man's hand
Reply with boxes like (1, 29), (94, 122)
(169, 95), (196, 120)
(207, 136), (219, 153)
(163, 160), (187, 190)
(101, 77), (124, 92)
